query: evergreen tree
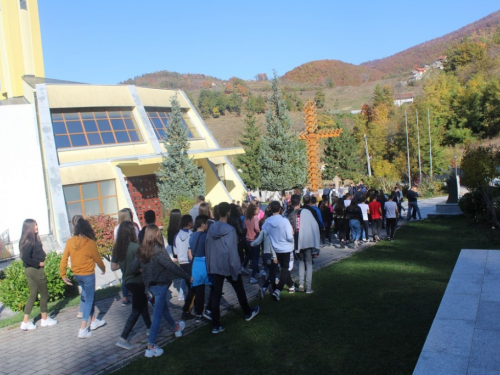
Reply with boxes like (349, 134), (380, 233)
(259, 73), (306, 191)
(314, 89), (326, 108)
(156, 94), (205, 211)
(235, 112), (261, 190)
(322, 124), (363, 180)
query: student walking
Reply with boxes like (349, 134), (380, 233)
(262, 201), (295, 301)
(243, 203), (261, 283)
(130, 225), (191, 357)
(19, 219), (58, 330)
(111, 221), (152, 350)
(407, 186), (422, 221)
(358, 197), (370, 242)
(385, 194), (399, 240)
(60, 218), (106, 338)
(345, 200), (363, 248)
(319, 195), (333, 246)
(206, 202), (260, 333)
(368, 195), (383, 242)
(175, 215), (195, 320)
(333, 198), (348, 248)
(138, 210), (156, 245)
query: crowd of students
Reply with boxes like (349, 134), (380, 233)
(17, 184), (421, 358)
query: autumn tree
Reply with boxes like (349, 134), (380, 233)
(255, 73), (268, 81)
(236, 112), (261, 190)
(156, 94), (205, 211)
(259, 73), (306, 190)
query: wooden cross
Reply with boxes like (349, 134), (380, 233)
(299, 100), (342, 192)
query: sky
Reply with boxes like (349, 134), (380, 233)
(38, 0), (500, 85)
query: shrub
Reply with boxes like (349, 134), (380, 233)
(0, 252), (74, 312)
(459, 188), (500, 226)
(87, 214), (116, 261)
(418, 177), (446, 198)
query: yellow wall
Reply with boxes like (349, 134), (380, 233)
(0, 0), (44, 98)
(47, 85), (135, 108)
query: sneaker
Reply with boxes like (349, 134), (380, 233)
(354, 240), (359, 249)
(260, 271), (267, 279)
(275, 277), (280, 285)
(78, 328), (92, 338)
(240, 267), (250, 275)
(181, 312), (195, 320)
(340, 242), (345, 249)
(76, 312), (83, 318)
(90, 318), (106, 330)
(244, 306), (260, 321)
(146, 329), (150, 336)
(177, 294), (185, 301)
(272, 289), (281, 301)
(212, 326), (225, 334)
(121, 299), (130, 307)
(306, 289), (314, 294)
(116, 338), (133, 350)
(195, 315), (203, 323)
(249, 277), (258, 284)
(40, 317), (58, 327)
(202, 310), (212, 321)
(259, 287), (266, 299)
(20, 321), (37, 331)
(288, 286), (295, 294)
(174, 321), (185, 338)
(298, 285), (305, 292)
(145, 345), (163, 358)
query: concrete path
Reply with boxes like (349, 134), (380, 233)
(414, 249), (500, 375)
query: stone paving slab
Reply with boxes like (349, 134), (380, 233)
(414, 249), (500, 375)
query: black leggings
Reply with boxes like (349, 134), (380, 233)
(276, 252), (293, 292)
(121, 283), (151, 339)
(336, 218), (348, 241)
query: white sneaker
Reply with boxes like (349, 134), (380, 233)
(41, 317), (58, 327)
(146, 329), (150, 336)
(78, 328), (92, 338)
(20, 321), (37, 331)
(116, 338), (133, 350)
(90, 318), (106, 330)
(260, 270), (267, 279)
(174, 321), (185, 338)
(145, 345), (164, 358)
(177, 294), (185, 301)
(249, 277), (258, 284)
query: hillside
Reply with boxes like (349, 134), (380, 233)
(120, 71), (224, 91)
(281, 59), (385, 86)
(361, 10), (500, 75)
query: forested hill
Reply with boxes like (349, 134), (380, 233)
(361, 10), (500, 75)
(281, 59), (384, 86)
(120, 71), (224, 91)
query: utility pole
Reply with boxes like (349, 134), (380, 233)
(416, 109), (422, 183)
(427, 108), (433, 179)
(363, 134), (372, 177)
(405, 111), (411, 186)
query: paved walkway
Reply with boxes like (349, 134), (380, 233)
(414, 249), (500, 375)
(0, 196), (449, 375)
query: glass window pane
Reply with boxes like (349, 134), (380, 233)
(108, 111), (121, 118)
(82, 183), (98, 199)
(80, 112), (94, 119)
(67, 121), (83, 133)
(100, 180), (116, 196)
(125, 119), (135, 129)
(51, 113), (63, 121)
(115, 131), (130, 143)
(70, 134), (87, 147)
(129, 131), (140, 142)
(101, 132), (115, 144)
(67, 202), (83, 221)
(63, 185), (81, 202)
(156, 129), (165, 139)
(53, 122), (67, 135)
(83, 120), (97, 132)
(97, 120), (111, 131)
(159, 112), (168, 118)
(87, 133), (102, 145)
(153, 118), (164, 129)
(101, 197), (118, 215)
(148, 112), (158, 118)
(111, 119), (125, 131)
(84, 200), (101, 216)
(94, 112), (107, 119)
(121, 111), (133, 118)
(55, 135), (70, 148)
(63, 112), (79, 121)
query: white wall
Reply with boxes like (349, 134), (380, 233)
(0, 104), (49, 251)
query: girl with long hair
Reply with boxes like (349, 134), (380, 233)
(130, 225), (192, 358)
(167, 209), (185, 301)
(60, 217), (106, 338)
(243, 203), (261, 283)
(19, 219), (58, 330)
(111, 221), (152, 350)
(114, 208), (137, 306)
(334, 198), (348, 248)
(320, 195), (334, 246)
(345, 199), (364, 248)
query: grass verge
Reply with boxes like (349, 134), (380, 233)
(0, 285), (120, 329)
(116, 216), (499, 375)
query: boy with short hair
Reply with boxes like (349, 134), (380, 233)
(138, 210), (156, 245)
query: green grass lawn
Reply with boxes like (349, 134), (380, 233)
(116, 217), (498, 375)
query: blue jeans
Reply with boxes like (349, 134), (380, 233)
(407, 202), (422, 220)
(349, 219), (361, 241)
(75, 273), (95, 322)
(148, 284), (176, 346)
(246, 240), (260, 277)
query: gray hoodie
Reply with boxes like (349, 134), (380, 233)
(174, 229), (191, 264)
(205, 221), (241, 281)
(262, 214), (294, 253)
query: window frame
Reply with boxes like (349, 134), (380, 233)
(63, 180), (119, 221)
(145, 107), (201, 140)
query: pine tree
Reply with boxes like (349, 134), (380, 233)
(322, 123), (363, 180)
(156, 94), (205, 211)
(259, 73), (306, 191)
(236, 111), (262, 190)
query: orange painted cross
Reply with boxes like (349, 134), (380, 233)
(299, 100), (342, 192)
